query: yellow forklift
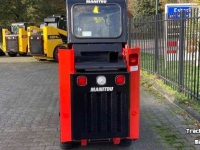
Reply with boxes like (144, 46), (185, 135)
(2, 22), (38, 57)
(28, 15), (67, 62)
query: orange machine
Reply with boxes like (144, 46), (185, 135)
(58, 0), (140, 149)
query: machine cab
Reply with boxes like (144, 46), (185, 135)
(66, 0), (128, 72)
(39, 22), (46, 29)
(43, 14), (67, 30)
(66, 0), (127, 44)
(11, 22), (34, 34)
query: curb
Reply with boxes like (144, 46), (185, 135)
(141, 76), (200, 122)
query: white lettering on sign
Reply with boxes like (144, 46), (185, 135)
(186, 128), (200, 134)
(90, 87), (113, 92)
(86, 0), (107, 3)
(174, 8), (191, 13)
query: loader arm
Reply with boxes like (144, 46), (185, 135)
(2, 29), (11, 53)
(18, 28), (28, 53)
(57, 28), (68, 43)
(43, 26), (67, 55)
(56, 28), (68, 36)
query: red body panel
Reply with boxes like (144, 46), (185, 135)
(59, 45), (140, 144)
(123, 45), (140, 140)
(59, 48), (75, 142)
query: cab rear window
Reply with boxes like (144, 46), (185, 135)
(72, 4), (122, 38)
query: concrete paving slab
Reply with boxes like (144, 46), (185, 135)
(0, 57), (199, 150)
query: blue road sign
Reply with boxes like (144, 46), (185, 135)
(166, 5), (194, 19)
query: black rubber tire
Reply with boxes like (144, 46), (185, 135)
(8, 52), (17, 57)
(53, 47), (59, 63)
(35, 58), (46, 61)
(53, 46), (67, 63)
(60, 142), (74, 150)
(0, 49), (5, 56)
(19, 53), (27, 56)
(38, 59), (46, 61)
(120, 139), (133, 146)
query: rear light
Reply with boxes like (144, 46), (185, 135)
(115, 75), (125, 85)
(12, 36), (17, 39)
(129, 54), (138, 66)
(37, 37), (41, 40)
(6, 37), (11, 40)
(96, 76), (106, 85)
(77, 76), (87, 86)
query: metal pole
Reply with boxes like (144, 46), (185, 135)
(154, 0), (160, 73)
(155, 15), (159, 73)
(156, 0), (159, 15)
(154, 0), (159, 73)
(178, 10), (185, 92)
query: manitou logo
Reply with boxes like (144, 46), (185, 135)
(90, 87), (113, 92)
(86, 0), (107, 3)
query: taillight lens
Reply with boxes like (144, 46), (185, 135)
(77, 76), (87, 86)
(129, 54), (138, 66)
(115, 75), (125, 85)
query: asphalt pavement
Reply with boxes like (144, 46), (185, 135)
(0, 56), (199, 150)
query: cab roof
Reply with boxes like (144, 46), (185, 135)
(11, 22), (34, 26)
(47, 14), (66, 18)
(44, 14), (66, 23)
(66, 0), (126, 5)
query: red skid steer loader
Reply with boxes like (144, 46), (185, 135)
(58, 0), (140, 149)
